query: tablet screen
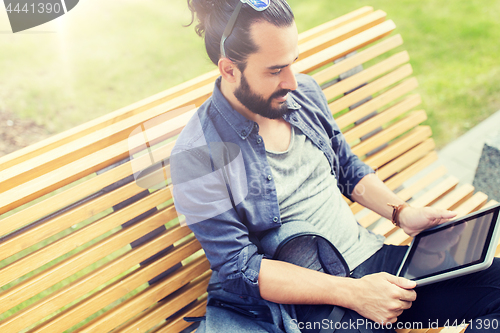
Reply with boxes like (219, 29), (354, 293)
(399, 208), (499, 281)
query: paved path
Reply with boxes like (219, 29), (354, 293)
(403, 109), (500, 192)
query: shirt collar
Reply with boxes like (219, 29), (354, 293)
(211, 76), (301, 140)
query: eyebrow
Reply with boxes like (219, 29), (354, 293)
(267, 55), (299, 70)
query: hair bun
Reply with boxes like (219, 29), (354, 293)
(187, 0), (222, 37)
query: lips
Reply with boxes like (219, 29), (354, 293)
(271, 90), (290, 103)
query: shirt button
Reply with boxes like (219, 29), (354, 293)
(292, 116), (298, 122)
(273, 217), (279, 222)
(254, 123), (258, 129)
(241, 130), (247, 136)
(257, 138), (262, 144)
(267, 175), (272, 181)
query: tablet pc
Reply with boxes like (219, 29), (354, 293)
(396, 203), (500, 287)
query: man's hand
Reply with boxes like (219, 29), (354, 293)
(399, 206), (457, 236)
(349, 272), (417, 324)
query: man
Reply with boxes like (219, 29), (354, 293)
(171, 0), (500, 332)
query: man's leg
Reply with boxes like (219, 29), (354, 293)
(398, 258), (500, 332)
(351, 245), (500, 332)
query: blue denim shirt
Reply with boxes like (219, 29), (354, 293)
(170, 74), (374, 300)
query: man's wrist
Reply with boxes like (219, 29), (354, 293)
(387, 202), (410, 228)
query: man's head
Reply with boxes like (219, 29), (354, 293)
(187, 0), (294, 71)
(187, 0), (298, 120)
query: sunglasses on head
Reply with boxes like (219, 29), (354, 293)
(220, 0), (271, 59)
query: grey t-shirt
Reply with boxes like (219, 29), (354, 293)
(266, 126), (384, 271)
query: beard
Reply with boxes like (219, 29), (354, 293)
(234, 73), (290, 120)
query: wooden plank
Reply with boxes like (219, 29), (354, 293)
(298, 6), (374, 43)
(113, 273), (210, 333)
(76, 256), (211, 333)
(454, 192), (489, 218)
(0, 103), (195, 199)
(433, 184), (475, 211)
(0, 106), (184, 216)
(0, 204), (178, 315)
(1, 121), (177, 229)
(351, 112), (428, 157)
(24, 226), (197, 333)
(336, 77), (418, 129)
(313, 34), (404, 85)
(323, 50), (409, 101)
(350, 150), (438, 215)
(299, 10), (387, 59)
(293, 20), (397, 74)
(0, 187), (172, 288)
(361, 165), (448, 229)
(0, 180), (165, 262)
(384, 177), (461, 246)
(329, 63), (413, 114)
(150, 296), (207, 333)
(343, 94), (421, 144)
(0, 69), (216, 174)
(481, 199), (499, 209)
(364, 126), (432, 170)
(376, 138), (435, 181)
(410, 176), (459, 208)
(378, 175), (458, 239)
(385, 151), (438, 190)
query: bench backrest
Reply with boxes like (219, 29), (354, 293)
(0, 6), (487, 333)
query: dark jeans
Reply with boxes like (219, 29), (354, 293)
(298, 245), (500, 332)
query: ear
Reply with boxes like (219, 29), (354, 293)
(218, 58), (239, 84)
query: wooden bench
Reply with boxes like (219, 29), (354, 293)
(0, 6), (497, 333)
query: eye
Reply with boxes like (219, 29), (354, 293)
(271, 69), (282, 76)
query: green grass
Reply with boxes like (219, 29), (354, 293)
(0, 0), (499, 146)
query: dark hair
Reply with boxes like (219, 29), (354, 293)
(186, 0), (294, 71)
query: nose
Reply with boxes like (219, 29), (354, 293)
(280, 66), (298, 91)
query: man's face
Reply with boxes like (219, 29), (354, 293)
(233, 21), (299, 120)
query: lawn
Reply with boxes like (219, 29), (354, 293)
(0, 0), (499, 148)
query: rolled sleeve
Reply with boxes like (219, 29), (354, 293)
(332, 131), (375, 200)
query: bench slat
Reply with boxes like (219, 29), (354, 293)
(0, 205), (179, 315)
(113, 273), (210, 333)
(360, 165), (448, 229)
(298, 6), (374, 43)
(433, 184), (475, 211)
(344, 94), (421, 144)
(377, 138), (435, 181)
(294, 20), (396, 74)
(150, 296), (207, 333)
(364, 126), (432, 169)
(349, 150), (438, 215)
(24, 227), (197, 333)
(329, 63), (413, 115)
(351, 111), (427, 157)
(312, 34), (403, 85)
(299, 10), (387, 59)
(323, 50), (409, 101)
(336, 77), (418, 129)
(0, 181), (165, 261)
(75, 256), (210, 333)
(0, 187), (173, 287)
(453, 192), (489, 218)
